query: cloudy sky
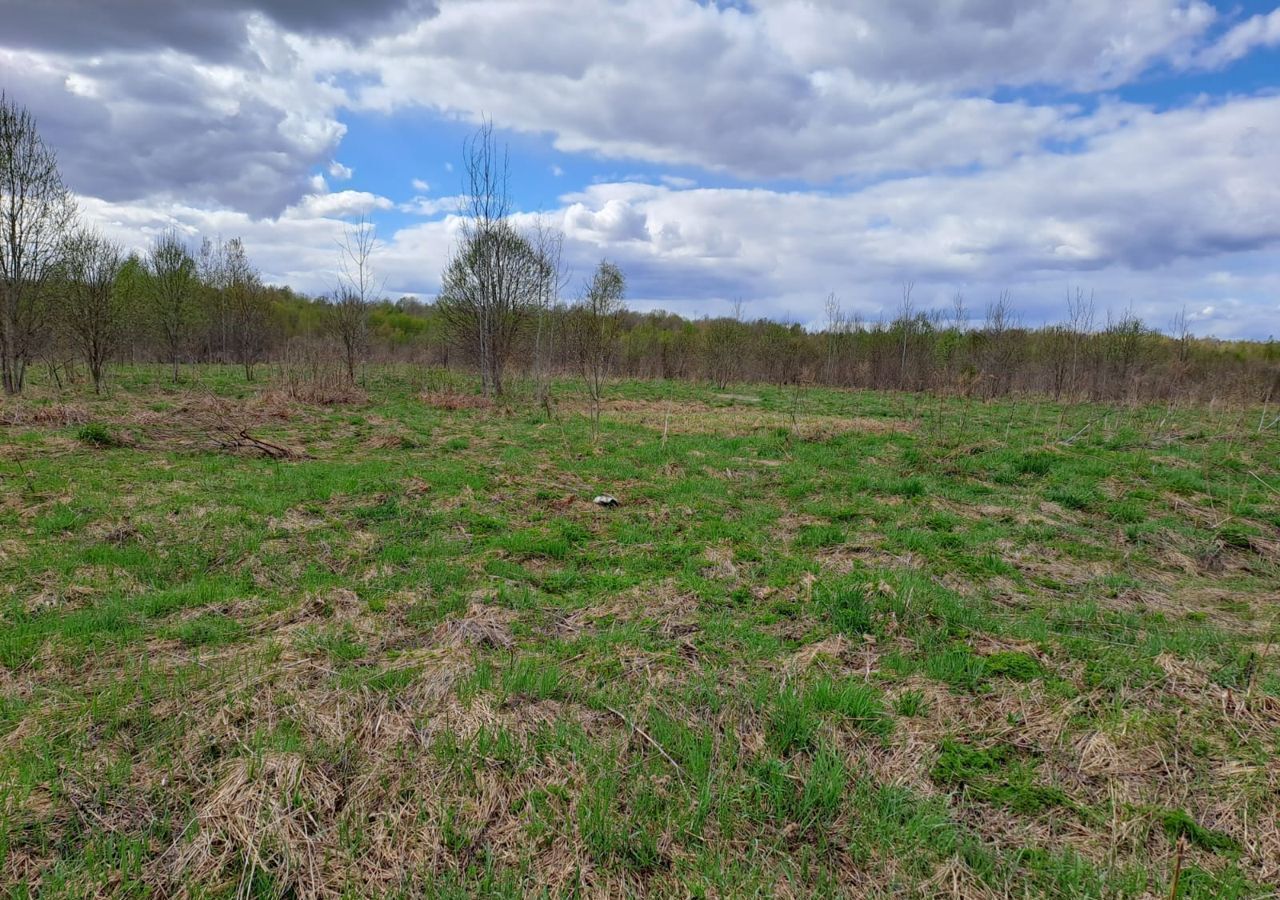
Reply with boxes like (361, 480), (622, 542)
(3, 0), (1279, 337)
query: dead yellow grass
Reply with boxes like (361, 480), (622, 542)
(591, 397), (909, 439)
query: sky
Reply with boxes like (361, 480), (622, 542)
(2, 0), (1279, 338)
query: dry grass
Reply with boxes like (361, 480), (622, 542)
(421, 390), (494, 411)
(0, 402), (91, 427)
(589, 397), (910, 439)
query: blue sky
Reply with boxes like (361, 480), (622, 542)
(4, 0), (1279, 336)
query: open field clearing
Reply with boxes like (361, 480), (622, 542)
(1, 368), (1278, 898)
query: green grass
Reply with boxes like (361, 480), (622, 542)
(0, 365), (1277, 897)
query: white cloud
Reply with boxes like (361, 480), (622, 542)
(70, 88), (1280, 336)
(399, 194), (468, 216)
(332, 0), (1220, 182)
(659, 175), (696, 189)
(13, 0), (1280, 335)
(1194, 8), (1280, 68)
(1, 21), (347, 216)
(291, 190), (394, 218)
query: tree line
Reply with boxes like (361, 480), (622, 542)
(3, 94), (1276, 407)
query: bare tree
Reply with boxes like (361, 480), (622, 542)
(60, 229), (124, 393)
(224, 238), (269, 381)
(198, 236), (230, 361)
(569, 260), (625, 438)
(1171, 304), (1192, 364)
(147, 229), (198, 382)
(896, 280), (915, 388)
(1102, 305), (1147, 402)
(704, 299), (746, 389)
(1066, 286), (1095, 398)
(981, 290), (1019, 397)
(437, 121), (545, 397)
(823, 292), (849, 384)
(531, 219), (568, 415)
(0, 93), (77, 394)
(327, 215), (379, 383)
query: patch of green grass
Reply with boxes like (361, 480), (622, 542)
(1160, 808), (1239, 853)
(982, 650), (1044, 682)
(76, 423), (123, 447)
(932, 739), (1071, 814)
(168, 613), (244, 647)
(794, 523), (844, 549)
(892, 689), (928, 717)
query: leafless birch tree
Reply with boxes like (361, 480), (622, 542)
(531, 219), (568, 415)
(0, 93), (77, 394)
(327, 215), (379, 383)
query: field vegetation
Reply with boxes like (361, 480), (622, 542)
(1, 367), (1278, 897)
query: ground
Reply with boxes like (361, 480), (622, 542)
(1, 366), (1278, 898)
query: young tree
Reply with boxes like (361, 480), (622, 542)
(147, 230), (198, 382)
(531, 219), (568, 415)
(437, 121), (545, 397)
(0, 93), (77, 394)
(113, 252), (150, 364)
(326, 216), (378, 383)
(704, 299), (746, 389)
(60, 229), (124, 393)
(569, 260), (625, 437)
(223, 238), (269, 380)
(980, 290), (1019, 397)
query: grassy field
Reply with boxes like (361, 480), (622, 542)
(1, 367), (1278, 898)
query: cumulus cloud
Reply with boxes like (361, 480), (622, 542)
(338, 0), (1220, 182)
(291, 190), (394, 219)
(1, 20), (346, 216)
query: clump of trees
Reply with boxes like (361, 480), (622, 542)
(1, 94), (1276, 410)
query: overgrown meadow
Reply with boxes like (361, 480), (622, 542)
(1, 367), (1278, 898)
